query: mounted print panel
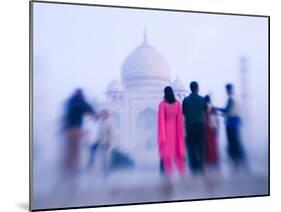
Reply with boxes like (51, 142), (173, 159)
(30, 1), (269, 211)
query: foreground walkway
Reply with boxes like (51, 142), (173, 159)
(33, 166), (268, 210)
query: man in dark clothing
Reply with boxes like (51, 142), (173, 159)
(64, 89), (95, 130)
(63, 89), (96, 175)
(182, 81), (206, 174)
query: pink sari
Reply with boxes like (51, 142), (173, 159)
(158, 100), (186, 175)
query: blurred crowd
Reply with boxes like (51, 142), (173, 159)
(57, 81), (248, 191)
(158, 82), (247, 182)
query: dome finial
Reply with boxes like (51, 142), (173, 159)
(143, 27), (148, 44)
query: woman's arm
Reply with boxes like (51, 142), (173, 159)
(158, 102), (166, 156)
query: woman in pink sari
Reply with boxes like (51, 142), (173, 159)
(158, 86), (186, 176)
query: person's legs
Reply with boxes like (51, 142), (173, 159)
(226, 126), (234, 159)
(227, 126), (241, 162)
(186, 125), (197, 173)
(197, 123), (206, 172)
(160, 159), (165, 175)
(208, 128), (219, 165)
(227, 125), (245, 169)
(65, 128), (84, 174)
(193, 139), (200, 171)
(87, 143), (99, 169)
(62, 128), (83, 192)
(232, 125), (245, 163)
(175, 155), (185, 175)
(99, 145), (110, 177)
(162, 157), (173, 176)
(189, 124), (203, 173)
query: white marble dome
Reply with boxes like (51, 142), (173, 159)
(172, 78), (187, 92)
(121, 34), (171, 89)
(106, 80), (124, 94)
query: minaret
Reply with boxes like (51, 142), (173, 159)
(172, 75), (188, 102)
(143, 28), (148, 45)
(240, 56), (248, 101)
(240, 56), (250, 143)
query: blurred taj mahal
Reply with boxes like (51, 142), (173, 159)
(100, 33), (188, 168)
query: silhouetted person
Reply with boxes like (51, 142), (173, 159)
(216, 84), (245, 167)
(63, 89), (95, 131)
(182, 81), (206, 174)
(62, 89), (96, 178)
(88, 110), (114, 177)
(158, 86), (186, 177)
(204, 95), (219, 168)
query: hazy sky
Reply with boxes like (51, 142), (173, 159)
(33, 2), (268, 146)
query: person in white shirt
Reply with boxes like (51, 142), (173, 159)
(88, 110), (114, 175)
(216, 83), (245, 167)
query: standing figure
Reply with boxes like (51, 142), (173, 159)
(182, 81), (207, 174)
(216, 84), (245, 167)
(158, 86), (186, 176)
(90, 110), (114, 176)
(204, 95), (219, 167)
(62, 89), (96, 178)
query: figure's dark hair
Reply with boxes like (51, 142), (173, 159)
(204, 95), (211, 103)
(73, 88), (84, 100)
(190, 81), (199, 92)
(225, 83), (233, 91)
(164, 86), (176, 104)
